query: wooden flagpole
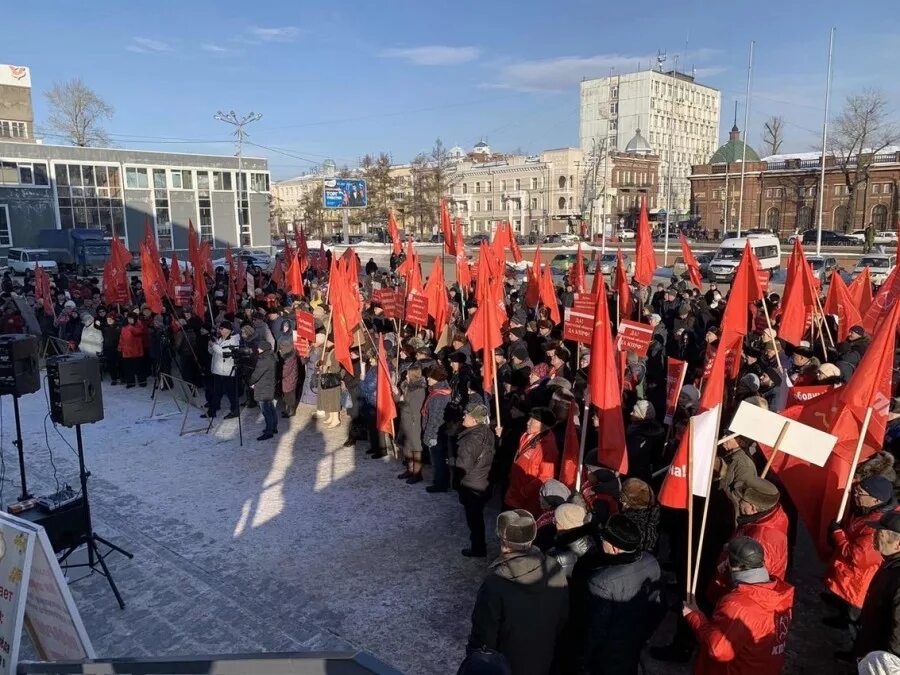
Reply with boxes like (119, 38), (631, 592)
(759, 421), (791, 479)
(491, 353), (502, 435)
(691, 405), (724, 596)
(760, 301), (785, 377)
(836, 406), (874, 522)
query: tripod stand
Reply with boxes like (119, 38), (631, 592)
(57, 424), (134, 609)
(11, 395), (32, 501)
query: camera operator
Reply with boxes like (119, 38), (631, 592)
(203, 320), (241, 419)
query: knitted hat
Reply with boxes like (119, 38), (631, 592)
(733, 476), (780, 511)
(631, 400), (655, 421)
(496, 510), (536, 546)
(600, 513), (642, 553)
(555, 503), (588, 531)
(539, 479), (571, 509)
(465, 402), (490, 425)
(727, 535), (765, 569)
(860, 475), (894, 504)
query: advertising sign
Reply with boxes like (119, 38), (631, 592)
(295, 310), (316, 342)
(323, 179), (368, 209)
(616, 319), (653, 357)
(562, 309), (594, 345)
(405, 292), (429, 327)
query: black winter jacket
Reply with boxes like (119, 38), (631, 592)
(855, 552), (900, 658)
(249, 342), (276, 401)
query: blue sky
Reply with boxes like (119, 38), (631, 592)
(5, 0), (898, 179)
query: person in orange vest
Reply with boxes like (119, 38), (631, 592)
(505, 407), (559, 517)
(684, 536), (795, 675)
(823, 475), (898, 634)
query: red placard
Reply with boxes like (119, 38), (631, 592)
(572, 294), (596, 316)
(664, 358), (688, 425)
(295, 336), (310, 358)
(174, 284), (193, 307)
(373, 288), (401, 319)
(563, 310), (594, 344)
(295, 309), (316, 341)
(405, 292), (429, 327)
(786, 384), (831, 407)
(616, 319), (653, 357)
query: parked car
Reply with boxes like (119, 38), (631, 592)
(212, 249), (272, 272)
(849, 229), (867, 244)
(616, 228), (636, 240)
(466, 233), (490, 246)
(597, 252), (633, 275)
(672, 251), (714, 281)
(875, 231), (898, 245)
(807, 255), (840, 283)
(556, 233), (579, 245)
(801, 230), (856, 246)
(708, 236), (781, 282)
(429, 234), (444, 244)
(6, 248), (58, 274)
(853, 254), (896, 286)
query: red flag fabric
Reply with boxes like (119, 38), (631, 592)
(440, 198), (457, 256)
(35, 265), (53, 315)
(634, 195), (657, 286)
(168, 252), (183, 299)
(658, 331), (734, 509)
(509, 225), (523, 264)
(558, 400), (581, 490)
(144, 217), (160, 262)
(847, 266), (874, 316)
(328, 262), (355, 374)
(287, 250), (304, 296)
(424, 256), (450, 338)
(679, 233), (703, 288)
(140, 242), (165, 314)
(588, 278), (628, 473)
(862, 263), (900, 335)
(272, 259), (286, 290)
(235, 254), (246, 296)
(590, 252), (603, 299)
(103, 237), (131, 305)
(455, 223), (472, 289)
(387, 210), (402, 255)
(539, 264), (561, 324)
(375, 334), (397, 436)
(296, 227), (309, 275)
(766, 300), (900, 558)
(226, 272), (238, 315)
(719, 241), (763, 339)
(186, 221), (207, 318)
(614, 250), (633, 321)
(199, 239), (214, 279)
(466, 245), (504, 393)
(778, 240), (816, 346)
(823, 271), (862, 341)
(525, 246), (542, 308)
(568, 243), (586, 293)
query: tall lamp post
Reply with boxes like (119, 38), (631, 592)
(214, 111), (263, 248)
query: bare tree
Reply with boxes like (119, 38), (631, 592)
(829, 88), (898, 231)
(761, 116), (785, 156)
(44, 78), (114, 147)
(358, 152), (398, 232)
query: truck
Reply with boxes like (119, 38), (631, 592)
(38, 229), (111, 273)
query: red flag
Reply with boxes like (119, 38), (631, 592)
(375, 334), (397, 436)
(286, 250), (304, 296)
(387, 210), (402, 256)
(491, 221), (521, 264)
(467, 245), (504, 393)
(509, 225), (523, 264)
(441, 198), (457, 255)
(766, 300), (900, 558)
(455, 222), (472, 289)
(140, 242), (165, 314)
(539, 264), (561, 324)
(525, 246), (542, 308)
(823, 271), (862, 341)
(168, 251), (183, 299)
(272, 259), (286, 290)
(720, 241), (763, 339)
(659, 331), (734, 509)
(35, 265), (53, 315)
(144, 217), (160, 262)
(226, 272), (238, 315)
(199, 239), (214, 279)
(328, 262), (356, 374)
(614, 250), (633, 320)
(103, 237), (131, 305)
(779, 240), (816, 346)
(588, 277), (627, 473)
(847, 266), (874, 316)
(862, 263), (900, 335)
(568, 243), (586, 293)
(424, 256), (450, 338)
(235, 254), (246, 295)
(558, 400), (581, 490)
(634, 195), (657, 286)
(187, 220), (207, 318)
(679, 233), (703, 288)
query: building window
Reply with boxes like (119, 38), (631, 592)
(197, 171), (210, 191)
(56, 163), (123, 234)
(531, 198), (538, 209)
(873, 183), (881, 195)
(0, 205), (11, 246)
(833, 205), (850, 232)
(462, 183), (468, 194)
(797, 206), (813, 230)
(154, 185), (171, 250)
(530, 177), (537, 189)
(486, 181), (492, 192)
(558, 176), (566, 189)
(500, 180), (507, 192)
(610, 86), (618, 99)
(125, 167), (149, 189)
(873, 204), (888, 230)
(198, 190), (213, 242)
(0, 160), (49, 186)
(250, 172), (269, 192)
(766, 208), (781, 231)
(213, 171), (232, 191)
(486, 200), (493, 211)
(0, 121), (27, 139)
(558, 197), (566, 209)
(474, 201), (481, 212)
(609, 102), (618, 115)
(515, 179), (521, 191)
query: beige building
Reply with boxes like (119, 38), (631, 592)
(0, 64), (34, 143)
(446, 146), (585, 236)
(270, 160), (343, 235)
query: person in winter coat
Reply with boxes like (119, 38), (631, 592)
(205, 321), (241, 419)
(625, 400), (666, 482)
(823, 475), (898, 632)
(454, 403), (496, 558)
(854, 512), (900, 660)
(101, 313), (122, 384)
(118, 313), (147, 388)
(467, 509), (568, 675)
(684, 536), (795, 675)
(396, 365), (427, 484)
(422, 365), (452, 493)
(547, 503), (592, 578)
(249, 341), (277, 440)
(276, 338), (298, 418)
(505, 407), (559, 517)
(78, 314), (103, 356)
(708, 476), (789, 605)
(619, 478), (661, 553)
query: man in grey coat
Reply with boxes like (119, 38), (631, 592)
(454, 402), (496, 557)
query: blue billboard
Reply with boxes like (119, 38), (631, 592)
(323, 178), (367, 209)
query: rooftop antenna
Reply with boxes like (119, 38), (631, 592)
(656, 50), (667, 72)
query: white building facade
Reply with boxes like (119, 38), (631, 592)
(580, 69), (721, 216)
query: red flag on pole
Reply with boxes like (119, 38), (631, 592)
(779, 240), (816, 346)
(847, 266), (874, 316)
(103, 236), (131, 305)
(35, 265), (53, 315)
(375, 334), (397, 436)
(614, 250), (633, 320)
(719, 241), (764, 339)
(823, 271), (862, 341)
(588, 277), (628, 473)
(525, 246), (542, 308)
(679, 233), (703, 288)
(441, 198), (456, 256)
(634, 195), (657, 287)
(286, 250), (304, 296)
(558, 400), (581, 490)
(424, 256), (450, 338)
(539, 264), (561, 324)
(387, 210), (402, 256)
(466, 247), (504, 393)
(455, 223), (472, 289)
(140, 242), (165, 314)
(568, 243), (586, 293)
(168, 251), (183, 299)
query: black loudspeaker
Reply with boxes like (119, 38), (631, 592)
(46, 352), (104, 426)
(0, 334), (40, 396)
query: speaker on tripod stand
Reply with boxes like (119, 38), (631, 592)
(46, 352), (133, 609)
(0, 334), (41, 501)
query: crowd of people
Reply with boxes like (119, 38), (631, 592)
(1, 233), (899, 675)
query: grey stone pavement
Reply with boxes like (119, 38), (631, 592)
(1, 384), (848, 673)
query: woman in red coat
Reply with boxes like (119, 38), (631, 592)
(505, 407), (559, 517)
(118, 313), (147, 388)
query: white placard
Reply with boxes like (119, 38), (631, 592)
(691, 405), (720, 498)
(728, 400), (838, 467)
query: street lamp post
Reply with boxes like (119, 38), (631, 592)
(214, 111), (263, 248)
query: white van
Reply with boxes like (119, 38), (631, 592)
(707, 235), (781, 283)
(6, 248), (59, 274)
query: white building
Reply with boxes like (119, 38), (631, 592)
(580, 69), (721, 215)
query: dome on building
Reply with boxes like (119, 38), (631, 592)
(709, 125), (760, 164)
(448, 145), (466, 160)
(473, 140), (491, 155)
(624, 128), (653, 154)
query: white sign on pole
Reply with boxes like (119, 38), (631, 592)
(0, 513), (94, 674)
(691, 405), (720, 498)
(728, 401), (838, 467)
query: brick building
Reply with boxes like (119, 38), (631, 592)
(608, 129), (661, 227)
(689, 127), (900, 236)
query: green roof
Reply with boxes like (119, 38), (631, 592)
(709, 125), (760, 164)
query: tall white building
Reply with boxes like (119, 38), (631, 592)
(580, 69), (721, 215)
